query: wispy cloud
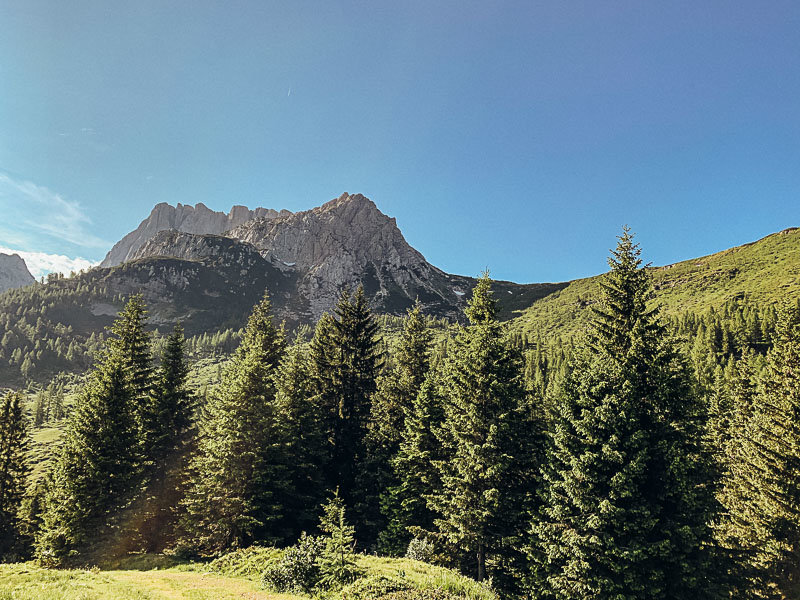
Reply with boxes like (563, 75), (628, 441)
(0, 173), (109, 250)
(0, 246), (97, 278)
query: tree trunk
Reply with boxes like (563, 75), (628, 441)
(477, 542), (486, 582)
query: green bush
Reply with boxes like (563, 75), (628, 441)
(405, 538), (435, 563)
(207, 545), (283, 579)
(340, 574), (411, 599)
(261, 533), (324, 594)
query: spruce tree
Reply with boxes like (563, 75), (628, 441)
(36, 354), (138, 564)
(373, 300), (433, 554)
(272, 337), (328, 541)
(310, 286), (382, 542)
(0, 391), (28, 560)
(430, 272), (539, 587)
(182, 291), (288, 551)
(317, 490), (360, 590)
(137, 323), (193, 551)
(380, 369), (445, 556)
(529, 228), (720, 600)
(109, 294), (154, 442)
(717, 303), (800, 599)
(143, 323), (193, 465)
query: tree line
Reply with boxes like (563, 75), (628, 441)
(1, 229), (800, 599)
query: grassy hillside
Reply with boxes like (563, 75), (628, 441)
(0, 549), (495, 600)
(510, 227), (800, 340)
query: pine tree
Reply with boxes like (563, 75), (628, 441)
(717, 303), (800, 599)
(109, 294), (153, 444)
(36, 354), (138, 564)
(137, 323), (193, 551)
(317, 490), (360, 590)
(430, 272), (539, 587)
(373, 300), (433, 555)
(310, 286), (382, 542)
(143, 323), (193, 465)
(529, 228), (720, 600)
(273, 337), (328, 542)
(0, 391), (28, 560)
(380, 369), (445, 556)
(182, 291), (288, 551)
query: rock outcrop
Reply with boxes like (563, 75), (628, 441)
(227, 193), (472, 318)
(101, 202), (291, 267)
(0, 253), (35, 293)
(102, 193), (564, 325)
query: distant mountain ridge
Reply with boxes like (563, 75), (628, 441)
(125, 194), (496, 320)
(101, 202), (291, 267)
(0, 253), (35, 293)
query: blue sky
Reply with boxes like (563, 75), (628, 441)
(1, 1), (799, 281)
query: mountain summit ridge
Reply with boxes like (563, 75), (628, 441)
(100, 201), (291, 267)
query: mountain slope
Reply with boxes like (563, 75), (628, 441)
(0, 253), (35, 292)
(101, 202), (291, 267)
(510, 227), (800, 340)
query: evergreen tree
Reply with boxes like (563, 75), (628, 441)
(380, 369), (445, 556)
(310, 286), (382, 542)
(109, 294), (153, 443)
(430, 272), (539, 587)
(182, 291), (288, 551)
(317, 490), (360, 590)
(36, 354), (138, 564)
(0, 391), (28, 560)
(143, 323), (193, 465)
(273, 337), (328, 542)
(371, 299), (432, 454)
(137, 323), (194, 551)
(373, 300), (433, 554)
(717, 303), (800, 599)
(529, 228), (720, 600)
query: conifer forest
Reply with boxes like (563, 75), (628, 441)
(2, 228), (800, 599)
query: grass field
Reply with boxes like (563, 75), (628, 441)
(0, 562), (298, 599)
(0, 551), (495, 600)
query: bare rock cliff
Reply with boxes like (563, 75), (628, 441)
(227, 193), (468, 318)
(101, 202), (291, 267)
(0, 253), (35, 293)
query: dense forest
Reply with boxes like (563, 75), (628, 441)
(1, 229), (799, 599)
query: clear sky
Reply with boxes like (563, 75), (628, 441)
(1, 1), (799, 281)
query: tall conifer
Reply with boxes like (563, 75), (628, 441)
(0, 391), (28, 560)
(529, 229), (720, 600)
(717, 304), (800, 599)
(182, 291), (288, 551)
(36, 355), (138, 563)
(310, 287), (382, 542)
(430, 273), (538, 587)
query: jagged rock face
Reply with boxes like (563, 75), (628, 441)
(227, 193), (471, 319)
(0, 253), (35, 293)
(101, 202), (291, 267)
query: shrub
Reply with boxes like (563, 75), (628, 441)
(209, 545), (283, 579)
(405, 537), (435, 563)
(261, 532), (324, 594)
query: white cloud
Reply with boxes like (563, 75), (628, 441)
(0, 173), (109, 250)
(0, 246), (97, 279)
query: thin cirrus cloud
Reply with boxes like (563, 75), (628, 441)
(0, 172), (109, 250)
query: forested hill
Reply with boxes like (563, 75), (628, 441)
(510, 226), (800, 340)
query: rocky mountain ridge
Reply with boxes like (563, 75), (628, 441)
(0, 253), (35, 293)
(101, 202), (291, 267)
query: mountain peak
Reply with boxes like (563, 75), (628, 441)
(0, 253), (35, 293)
(101, 202), (288, 267)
